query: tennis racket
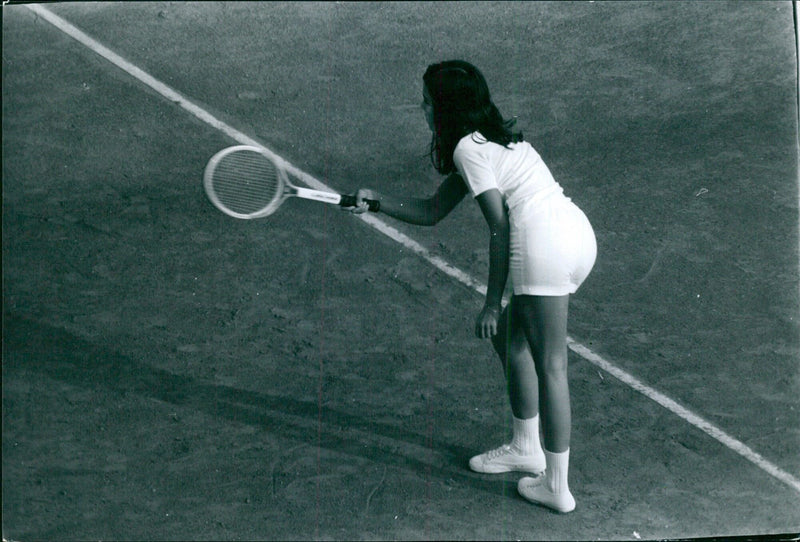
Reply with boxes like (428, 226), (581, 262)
(203, 145), (380, 219)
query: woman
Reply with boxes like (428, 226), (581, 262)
(349, 60), (596, 513)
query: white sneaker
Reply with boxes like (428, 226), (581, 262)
(469, 444), (546, 474)
(518, 476), (576, 513)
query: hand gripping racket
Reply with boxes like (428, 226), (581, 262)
(203, 145), (380, 219)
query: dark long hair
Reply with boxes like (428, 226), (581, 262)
(423, 60), (522, 175)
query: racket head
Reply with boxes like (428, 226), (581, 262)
(203, 145), (288, 219)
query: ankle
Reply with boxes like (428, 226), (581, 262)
(544, 448), (570, 494)
(512, 415), (543, 456)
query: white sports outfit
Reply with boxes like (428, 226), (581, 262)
(454, 132), (596, 296)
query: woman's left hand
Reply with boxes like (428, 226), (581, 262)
(475, 304), (500, 339)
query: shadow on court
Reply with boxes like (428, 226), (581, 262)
(2, 313), (525, 500)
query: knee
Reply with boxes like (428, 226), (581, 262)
(536, 349), (569, 377)
(508, 336), (529, 360)
(491, 328), (528, 360)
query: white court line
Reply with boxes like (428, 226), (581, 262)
(26, 3), (800, 494)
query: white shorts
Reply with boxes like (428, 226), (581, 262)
(509, 187), (597, 296)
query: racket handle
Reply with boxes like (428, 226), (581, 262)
(339, 195), (380, 212)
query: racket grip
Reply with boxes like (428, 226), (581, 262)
(340, 194), (380, 212)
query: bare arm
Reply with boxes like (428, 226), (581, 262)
(474, 188), (510, 338)
(352, 173), (468, 226)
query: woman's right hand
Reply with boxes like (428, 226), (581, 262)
(349, 188), (378, 214)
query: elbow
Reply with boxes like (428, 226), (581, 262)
(489, 224), (510, 246)
(420, 201), (445, 226)
(417, 217), (440, 227)
(490, 218), (510, 237)
(490, 230), (510, 245)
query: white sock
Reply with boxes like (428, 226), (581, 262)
(544, 448), (570, 494)
(511, 415), (542, 456)
(518, 448), (576, 512)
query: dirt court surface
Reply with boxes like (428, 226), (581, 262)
(3, 2), (799, 540)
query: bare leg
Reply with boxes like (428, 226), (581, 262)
(514, 294), (576, 512)
(491, 301), (539, 420)
(512, 294), (571, 453)
(468, 301), (546, 474)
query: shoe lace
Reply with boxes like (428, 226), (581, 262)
(485, 444), (513, 460)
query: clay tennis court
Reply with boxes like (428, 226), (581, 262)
(3, 2), (799, 540)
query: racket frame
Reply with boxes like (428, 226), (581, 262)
(204, 145), (378, 219)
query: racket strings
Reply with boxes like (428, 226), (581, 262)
(210, 151), (282, 215)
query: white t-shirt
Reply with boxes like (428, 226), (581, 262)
(453, 132), (562, 209)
